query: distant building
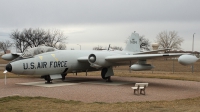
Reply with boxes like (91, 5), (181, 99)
(6, 50), (11, 54)
(169, 50), (200, 58)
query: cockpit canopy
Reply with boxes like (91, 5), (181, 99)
(21, 46), (56, 58)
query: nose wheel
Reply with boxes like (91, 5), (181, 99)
(61, 73), (67, 81)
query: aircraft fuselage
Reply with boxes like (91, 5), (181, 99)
(7, 50), (128, 76)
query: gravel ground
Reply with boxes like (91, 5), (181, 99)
(0, 76), (200, 103)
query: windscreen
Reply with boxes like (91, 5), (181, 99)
(21, 46), (56, 58)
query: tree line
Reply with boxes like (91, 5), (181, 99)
(0, 28), (67, 53)
(93, 31), (184, 51)
(0, 28), (184, 53)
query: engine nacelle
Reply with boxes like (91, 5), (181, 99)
(130, 64), (154, 71)
(88, 52), (114, 68)
(178, 55), (199, 65)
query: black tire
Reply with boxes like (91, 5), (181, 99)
(61, 73), (67, 80)
(45, 75), (52, 83)
(101, 68), (108, 80)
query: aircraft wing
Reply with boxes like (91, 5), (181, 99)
(78, 52), (198, 68)
(134, 48), (171, 54)
(105, 53), (188, 62)
(78, 53), (189, 63)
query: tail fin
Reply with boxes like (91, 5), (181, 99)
(124, 32), (140, 52)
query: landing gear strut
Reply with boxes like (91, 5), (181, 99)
(61, 73), (67, 81)
(106, 76), (112, 82)
(101, 68), (112, 82)
(41, 75), (52, 84)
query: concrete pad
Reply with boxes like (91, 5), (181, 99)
(16, 81), (79, 88)
(81, 81), (132, 86)
(16, 79), (131, 87)
(1, 76), (200, 103)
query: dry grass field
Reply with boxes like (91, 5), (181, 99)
(0, 96), (200, 112)
(113, 59), (200, 82)
(0, 57), (200, 111)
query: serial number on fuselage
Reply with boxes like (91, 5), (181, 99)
(23, 61), (67, 70)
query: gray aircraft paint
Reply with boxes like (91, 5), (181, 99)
(2, 32), (199, 82)
(11, 50), (132, 76)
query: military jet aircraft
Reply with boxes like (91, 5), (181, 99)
(2, 32), (199, 83)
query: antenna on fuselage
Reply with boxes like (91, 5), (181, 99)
(108, 44), (111, 51)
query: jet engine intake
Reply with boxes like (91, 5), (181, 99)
(178, 55), (199, 65)
(88, 54), (96, 63)
(130, 64), (154, 71)
(88, 52), (113, 68)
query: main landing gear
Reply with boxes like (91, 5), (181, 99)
(101, 68), (113, 82)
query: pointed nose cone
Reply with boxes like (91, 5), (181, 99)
(6, 63), (12, 72)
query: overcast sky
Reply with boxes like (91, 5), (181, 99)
(0, 0), (200, 51)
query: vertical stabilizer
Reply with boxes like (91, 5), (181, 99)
(124, 32), (140, 52)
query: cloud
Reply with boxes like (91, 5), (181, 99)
(1, 0), (200, 28)
(0, 0), (200, 51)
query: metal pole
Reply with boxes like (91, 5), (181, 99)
(77, 44), (81, 50)
(5, 73), (6, 85)
(129, 61), (131, 73)
(172, 58), (174, 73)
(192, 33), (195, 52)
(152, 60), (153, 74)
(192, 33), (195, 73)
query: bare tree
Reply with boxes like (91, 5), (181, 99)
(93, 45), (104, 50)
(56, 43), (67, 50)
(10, 30), (28, 53)
(156, 31), (184, 50)
(23, 28), (48, 47)
(10, 28), (67, 52)
(111, 46), (123, 51)
(10, 28), (48, 52)
(93, 45), (123, 51)
(139, 35), (151, 51)
(45, 29), (67, 48)
(125, 35), (151, 51)
(0, 40), (13, 54)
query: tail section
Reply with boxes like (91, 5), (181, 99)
(124, 32), (140, 52)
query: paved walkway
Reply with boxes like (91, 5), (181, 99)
(0, 76), (200, 103)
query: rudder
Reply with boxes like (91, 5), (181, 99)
(124, 32), (140, 52)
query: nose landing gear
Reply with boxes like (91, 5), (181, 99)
(41, 75), (52, 84)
